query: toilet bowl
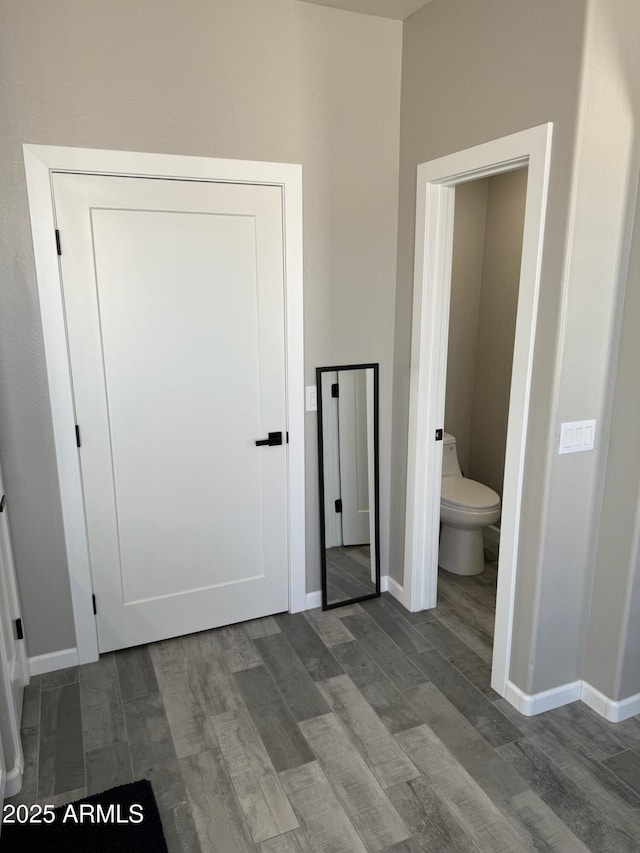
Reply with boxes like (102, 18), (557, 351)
(440, 433), (501, 576)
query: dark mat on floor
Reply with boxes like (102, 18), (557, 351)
(0, 779), (168, 852)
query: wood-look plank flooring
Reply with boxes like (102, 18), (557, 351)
(8, 537), (640, 851)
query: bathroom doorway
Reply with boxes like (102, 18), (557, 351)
(402, 124), (553, 697)
(439, 167), (528, 663)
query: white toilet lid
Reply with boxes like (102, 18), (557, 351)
(441, 477), (501, 511)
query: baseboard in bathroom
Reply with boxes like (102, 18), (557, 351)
(485, 524), (501, 545)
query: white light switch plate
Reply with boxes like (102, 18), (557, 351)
(559, 419), (596, 454)
(305, 385), (317, 412)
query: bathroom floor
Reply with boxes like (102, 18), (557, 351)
(6, 536), (640, 852)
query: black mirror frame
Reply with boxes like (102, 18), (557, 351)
(316, 362), (381, 611)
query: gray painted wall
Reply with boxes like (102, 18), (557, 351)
(444, 179), (488, 476)
(390, 0), (589, 694)
(588, 186), (640, 699)
(3, 0), (640, 704)
(616, 188), (640, 701)
(468, 169), (527, 497)
(583, 0), (640, 701)
(445, 170), (526, 497)
(0, 0), (402, 657)
(393, 0), (640, 699)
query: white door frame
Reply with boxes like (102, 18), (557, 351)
(402, 124), (553, 695)
(23, 144), (305, 665)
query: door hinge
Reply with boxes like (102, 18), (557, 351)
(14, 618), (24, 641)
(55, 229), (62, 256)
(75, 424), (81, 448)
(335, 498), (343, 513)
(92, 594), (97, 615)
(331, 383), (339, 398)
(0, 494), (5, 513)
(435, 428), (443, 441)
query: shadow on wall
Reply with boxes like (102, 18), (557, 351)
(583, 0), (640, 705)
(444, 167), (528, 498)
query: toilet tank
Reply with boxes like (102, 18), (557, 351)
(442, 432), (462, 477)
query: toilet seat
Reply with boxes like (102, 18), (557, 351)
(441, 477), (500, 511)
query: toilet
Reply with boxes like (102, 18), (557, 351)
(439, 432), (501, 576)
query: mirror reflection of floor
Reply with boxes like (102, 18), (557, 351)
(326, 545), (375, 604)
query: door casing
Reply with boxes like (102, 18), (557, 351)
(24, 145), (305, 666)
(402, 124), (553, 697)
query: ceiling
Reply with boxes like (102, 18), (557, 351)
(297, 0), (431, 21)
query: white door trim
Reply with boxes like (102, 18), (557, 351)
(402, 124), (553, 696)
(23, 144), (305, 665)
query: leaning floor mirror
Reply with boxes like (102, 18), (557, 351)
(317, 363), (381, 609)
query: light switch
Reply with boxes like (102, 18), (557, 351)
(305, 386), (317, 412)
(559, 420), (596, 454)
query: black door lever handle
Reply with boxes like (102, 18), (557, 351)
(255, 431), (283, 447)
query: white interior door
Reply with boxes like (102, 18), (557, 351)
(53, 173), (289, 652)
(0, 463), (27, 798)
(338, 369), (371, 546)
(321, 372), (342, 549)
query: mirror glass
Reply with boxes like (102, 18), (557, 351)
(317, 363), (380, 609)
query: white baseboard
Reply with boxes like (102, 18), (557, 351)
(29, 647), (79, 677)
(504, 677), (640, 722)
(386, 575), (417, 611)
(505, 679), (582, 716)
(581, 681), (640, 723)
(385, 575), (404, 601)
(305, 576), (390, 611)
(305, 590), (322, 610)
(485, 524), (501, 544)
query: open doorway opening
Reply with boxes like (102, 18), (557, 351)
(439, 168), (528, 665)
(402, 124), (553, 699)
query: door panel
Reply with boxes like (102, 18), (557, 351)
(338, 369), (371, 546)
(320, 371), (342, 549)
(53, 173), (288, 651)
